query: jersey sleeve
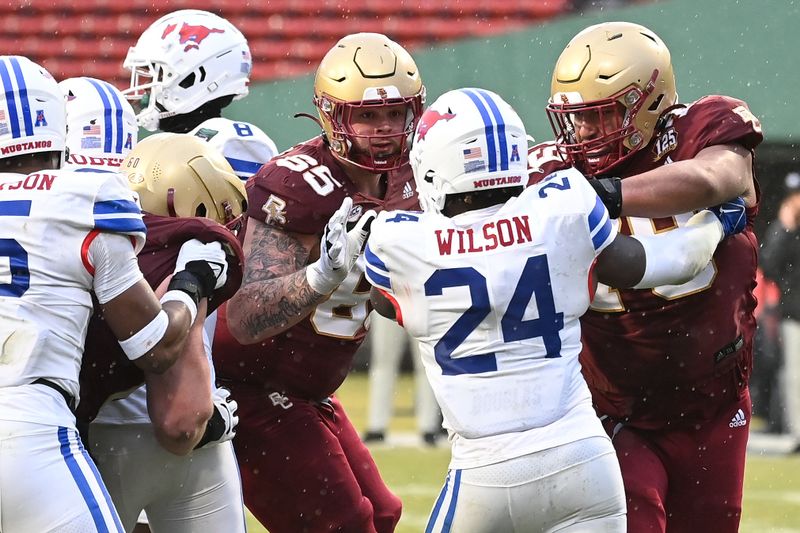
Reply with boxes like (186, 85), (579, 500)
(245, 155), (346, 235)
(572, 174), (615, 255)
(680, 95), (763, 151)
(190, 117), (279, 180)
(364, 211), (399, 295)
(93, 172), (146, 253)
(533, 168), (615, 256)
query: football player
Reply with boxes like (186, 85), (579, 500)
(0, 55), (226, 532)
(123, 9), (278, 180)
(60, 76), (138, 171)
(530, 21), (762, 532)
(212, 32), (424, 532)
(79, 134), (247, 533)
(366, 87), (747, 533)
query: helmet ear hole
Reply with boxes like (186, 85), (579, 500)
(179, 73), (196, 89)
(195, 203), (207, 218)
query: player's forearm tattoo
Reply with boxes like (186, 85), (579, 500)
(243, 223), (309, 284)
(237, 223), (326, 340)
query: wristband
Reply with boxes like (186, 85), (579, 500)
(118, 310), (169, 361)
(160, 289), (198, 325)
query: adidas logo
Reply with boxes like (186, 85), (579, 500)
(729, 408), (747, 428)
(402, 181), (414, 200)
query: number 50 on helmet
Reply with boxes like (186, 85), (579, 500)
(313, 32), (425, 172)
(121, 133), (246, 230)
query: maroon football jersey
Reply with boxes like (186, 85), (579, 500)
(77, 214), (244, 424)
(213, 136), (419, 399)
(529, 96), (763, 429)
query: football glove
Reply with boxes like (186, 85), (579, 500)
(707, 196), (747, 237)
(589, 176), (623, 219)
(306, 197), (377, 295)
(195, 387), (239, 449)
(173, 239), (228, 296)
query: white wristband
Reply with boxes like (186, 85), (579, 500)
(160, 289), (198, 324)
(118, 310), (169, 361)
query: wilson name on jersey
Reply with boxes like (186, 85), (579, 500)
(365, 168), (613, 444)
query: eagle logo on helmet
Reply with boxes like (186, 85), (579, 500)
(417, 109), (456, 141)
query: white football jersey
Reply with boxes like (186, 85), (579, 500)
(189, 117), (278, 180)
(0, 169), (145, 400)
(366, 168), (615, 468)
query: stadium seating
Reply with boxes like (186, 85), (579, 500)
(0, 0), (570, 88)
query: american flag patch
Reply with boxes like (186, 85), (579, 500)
(463, 147), (482, 160)
(0, 109), (5, 121)
(83, 124), (101, 135)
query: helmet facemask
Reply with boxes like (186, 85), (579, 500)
(316, 91), (423, 172)
(547, 21), (677, 176)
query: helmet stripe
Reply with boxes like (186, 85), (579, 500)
(475, 89), (509, 171)
(0, 58), (22, 138)
(102, 80), (125, 154)
(9, 57), (33, 136)
(86, 78), (115, 154)
(461, 89), (497, 172)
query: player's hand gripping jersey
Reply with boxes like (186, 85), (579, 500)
(366, 169), (615, 468)
(78, 214), (244, 424)
(529, 95), (763, 428)
(214, 136), (418, 399)
(0, 170), (145, 409)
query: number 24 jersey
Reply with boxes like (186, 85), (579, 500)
(366, 169), (615, 468)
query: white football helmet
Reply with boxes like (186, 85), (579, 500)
(0, 55), (65, 158)
(122, 9), (251, 131)
(189, 117), (278, 180)
(410, 88), (528, 212)
(60, 77), (138, 165)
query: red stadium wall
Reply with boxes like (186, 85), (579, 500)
(1, 0), (571, 88)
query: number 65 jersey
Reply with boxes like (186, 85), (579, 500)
(366, 169), (615, 468)
(0, 170), (145, 406)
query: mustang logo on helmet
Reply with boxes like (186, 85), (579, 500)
(417, 110), (456, 141)
(161, 22), (225, 52)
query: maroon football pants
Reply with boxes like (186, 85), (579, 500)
(602, 389), (751, 533)
(230, 385), (402, 533)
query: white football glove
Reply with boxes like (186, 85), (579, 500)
(306, 197), (377, 295)
(196, 387), (239, 449)
(174, 239), (228, 291)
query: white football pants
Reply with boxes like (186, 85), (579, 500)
(425, 437), (626, 532)
(89, 422), (245, 533)
(0, 388), (123, 532)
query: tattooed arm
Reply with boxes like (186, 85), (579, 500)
(226, 217), (328, 345)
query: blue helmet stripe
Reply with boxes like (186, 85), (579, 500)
(102, 80), (124, 154)
(86, 78), (114, 154)
(0, 59), (21, 138)
(9, 58), (33, 136)
(475, 89), (508, 171)
(461, 89), (497, 172)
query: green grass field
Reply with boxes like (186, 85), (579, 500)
(245, 373), (800, 533)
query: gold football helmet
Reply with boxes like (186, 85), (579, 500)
(313, 32), (425, 172)
(121, 132), (246, 227)
(545, 21), (677, 175)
